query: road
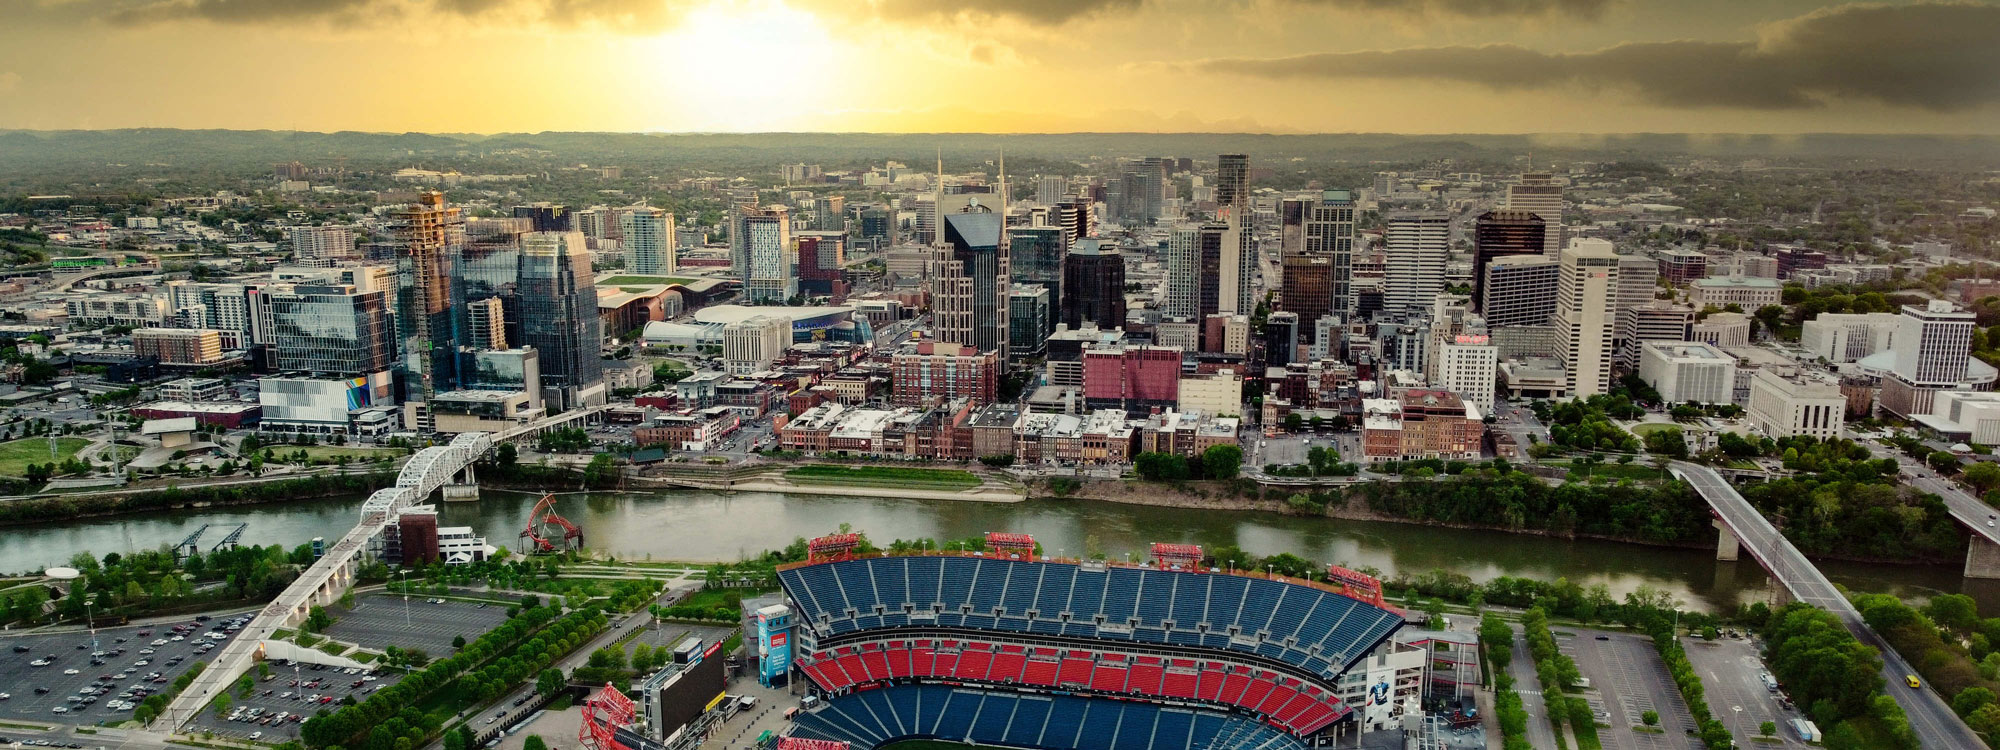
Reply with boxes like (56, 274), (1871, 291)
(1508, 627), (1561, 750)
(1857, 438), (2000, 545)
(1671, 461), (1984, 750)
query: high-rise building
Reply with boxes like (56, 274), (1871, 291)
(1007, 226), (1065, 316)
(1658, 249), (1708, 285)
(1880, 301), (1981, 417)
(513, 203), (570, 233)
(891, 342), (999, 407)
(1638, 342), (1737, 405)
(1279, 197), (1308, 258)
(1009, 286), (1051, 358)
(1053, 196), (1094, 248)
(859, 207), (892, 246)
(620, 206), (676, 276)
(1481, 255), (1560, 328)
(1471, 210), (1544, 312)
(467, 297), (507, 350)
(1505, 173), (1564, 255)
(1216, 154), (1249, 210)
(1747, 367), (1846, 438)
(1556, 239), (1621, 398)
(1383, 212), (1449, 317)
(390, 191), (465, 408)
(795, 233), (848, 301)
(732, 205), (795, 303)
(573, 207), (615, 241)
(1436, 334), (1498, 411)
(518, 231), (605, 409)
(1303, 191), (1358, 317)
(1082, 344), (1181, 413)
(264, 283), (395, 376)
(1111, 157), (1169, 225)
(291, 226), (355, 260)
(1061, 239), (1126, 331)
(1279, 254), (1334, 338)
(933, 204), (1010, 354)
(1265, 311), (1300, 366)
(166, 281), (257, 348)
(722, 315), (789, 375)
(133, 328), (225, 366)
(1614, 301), (1694, 368)
(1035, 176), (1068, 206)
(1615, 253), (1658, 311)
(1165, 221), (1253, 341)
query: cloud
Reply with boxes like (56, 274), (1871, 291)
(1292, 0), (1611, 20)
(864, 0), (1142, 26)
(1193, 2), (2000, 111)
(0, 72), (19, 93)
(77, 0), (689, 30)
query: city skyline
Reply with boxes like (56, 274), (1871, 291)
(5, 1), (1999, 134)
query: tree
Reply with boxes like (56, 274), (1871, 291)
(537, 668), (565, 697)
(1759, 720), (1777, 737)
(1202, 444), (1243, 480)
(213, 693), (233, 716)
(304, 605), (334, 633)
(1642, 710), (1660, 727)
(523, 737), (547, 750)
(1953, 686), (1996, 718)
(1967, 461), (2000, 492)
(451, 635), (467, 650)
(1133, 452), (1189, 482)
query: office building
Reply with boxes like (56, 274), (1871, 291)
(1800, 312), (1901, 363)
(620, 206), (676, 276)
(1061, 239), (1126, 331)
(1614, 301), (1695, 368)
(1035, 175), (1068, 206)
(1165, 221), (1252, 328)
(1436, 334), (1498, 411)
(513, 203), (570, 232)
(1279, 254), (1334, 337)
(264, 284), (395, 376)
(1505, 173), (1564, 255)
(1639, 342), (1737, 405)
(1658, 249), (1708, 285)
(1471, 210), (1545, 312)
(133, 328), (226, 366)
(934, 204), (1010, 354)
(1616, 253), (1658, 311)
(1216, 154), (1249, 209)
(1179, 369), (1243, 417)
(467, 297), (507, 350)
(1912, 392), (2000, 445)
(390, 191), (465, 408)
(1009, 286), (1051, 357)
(1302, 190), (1358, 317)
(736, 205), (795, 304)
(722, 315), (789, 375)
(1008, 226), (1065, 315)
(1877, 301), (1985, 418)
(167, 281), (257, 348)
(291, 225), (355, 260)
(1747, 368), (1846, 439)
(1266, 311), (1301, 366)
(1556, 239), (1620, 398)
(1110, 157), (1169, 225)
(1383, 212), (1450, 317)
(518, 231), (605, 409)
(1481, 255), (1560, 328)
(67, 293), (169, 328)
(1082, 344), (1181, 413)
(1689, 276), (1782, 309)
(891, 342), (999, 407)
(1361, 390), (1483, 462)
(796, 233), (848, 300)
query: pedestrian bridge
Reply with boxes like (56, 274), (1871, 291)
(158, 432), (493, 730)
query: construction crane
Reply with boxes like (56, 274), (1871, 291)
(175, 525), (210, 560)
(211, 523), (247, 553)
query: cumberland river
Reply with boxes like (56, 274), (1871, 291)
(5, 489), (1993, 613)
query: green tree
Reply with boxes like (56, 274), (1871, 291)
(1202, 444), (1243, 480)
(1759, 720), (1777, 737)
(523, 737), (547, 750)
(213, 693), (232, 717)
(1643, 710), (1660, 727)
(537, 668), (565, 697)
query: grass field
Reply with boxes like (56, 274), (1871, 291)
(784, 464), (983, 491)
(1625, 422), (1681, 437)
(274, 445), (403, 466)
(0, 437), (88, 477)
(598, 275), (694, 286)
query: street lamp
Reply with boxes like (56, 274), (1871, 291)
(400, 569), (410, 627)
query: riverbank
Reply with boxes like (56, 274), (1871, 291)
(0, 471), (396, 528)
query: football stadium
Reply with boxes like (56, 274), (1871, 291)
(764, 533), (1413, 750)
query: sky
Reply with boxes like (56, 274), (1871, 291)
(4, 0), (1999, 134)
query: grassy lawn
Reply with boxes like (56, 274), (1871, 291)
(270, 445), (403, 466)
(784, 464), (983, 490)
(598, 275), (694, 286)
(0, 437), (88, 477)
(1626, 422), (1680, 437)
(1565, 463), (1666, 482)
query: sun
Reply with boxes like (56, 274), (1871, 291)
(635, 1), (846, 131)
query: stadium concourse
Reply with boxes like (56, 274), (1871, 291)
(775, 533), (1407, 750)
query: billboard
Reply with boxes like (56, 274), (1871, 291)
(643, 646), (726, 740)
(755, 604), (792, 687)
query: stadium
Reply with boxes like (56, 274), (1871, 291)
(765, 533), (1412, 750)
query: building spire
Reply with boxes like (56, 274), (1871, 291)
(997, 148), (1007, 205)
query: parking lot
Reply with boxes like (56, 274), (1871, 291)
(0, 615), (247, 725)
(1681, 635), (1805, 746)
(183, 661), (400, 743)
(1557, 628), (1703, 750)
(321, 593), (511, 657)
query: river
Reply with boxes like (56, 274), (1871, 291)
(5, 488), (1993, 613)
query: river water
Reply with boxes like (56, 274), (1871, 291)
(6, 489), (1993, 613)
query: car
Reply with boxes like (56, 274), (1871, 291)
(0, 692), (9, 700)
(1594, 635), (1610, 641)
(138, 648), (154, 655)
(248, 733), (261, 741)
(132, 660), (149, 666)
(50, 706), (67, 714)
(34, 687), (49, 694)
(1908, 674), (1922, 688)
(29, 659), (49, 667)
(62, 668), (79, 675)
(11, 645), (27, 653)
(195, 615), (210, 622)
(170, 636), (184, 641)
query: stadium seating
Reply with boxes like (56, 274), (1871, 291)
(777, 555), (1401, 682)
(793, 636), (1349, 736)
(788, 685), (1305, 750)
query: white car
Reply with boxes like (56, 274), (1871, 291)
(51, 706), (67, 714)
(249, 732), (262, 741)
(151, 639), (169, 647)
(29, 658), (49, 667)
(62, 669), (80, 675)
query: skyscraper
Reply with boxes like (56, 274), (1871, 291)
(291, 225), (355, 260)
(1879, 300), (1981, 417)
(1481, 255), (1560, 328)
(1035, 175), (1068, 206)
(1557, 239), (1621, 398)
(736, 205), (794, 304)
(934, 202), (1010, 354)
(1216, 154), (1249, 210)
(390, 191), (465, 418)
(1009, 286), (1051, 358)
(1383, 212), (1450, 317)
(1061, 239), (1126, 331)
(513, 202), (571, 233)
(1008, 226), (1065, 318)
(1166, 221), (1252, 320)
(264, 284), (395, 376)
(1506, 173), (1564, 255)
(619, 206), (676, 276)
(1278, 253), (1333, 336)
(1302, 190), (1357, 318)
(1471, 210), (1545, 312)
(518, 231), (605, 409)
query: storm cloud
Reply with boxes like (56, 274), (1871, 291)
(76, 0), (690, 30)
(1197, 2), (2000, 111)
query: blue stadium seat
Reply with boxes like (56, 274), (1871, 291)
(791, 686), (1306, 750)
